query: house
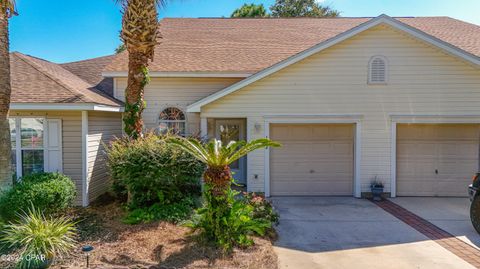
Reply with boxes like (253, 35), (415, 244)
(8, 14), (480, 204)
(8, 52), (123, 206)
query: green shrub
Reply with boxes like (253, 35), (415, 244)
(243, 192), (279, 225)
(185, 186), (271, 252)
(123, 196), (198, 224)
(106, 133), (205, 223)
(0, 173), (76, 221)
(0, 206), (77, 269)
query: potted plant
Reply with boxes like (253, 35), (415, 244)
(370, 176), (384, 201)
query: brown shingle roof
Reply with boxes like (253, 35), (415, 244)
(11, 52), (121, 106)
(104, 17), (480, 73)
(61, 55), (115, 96)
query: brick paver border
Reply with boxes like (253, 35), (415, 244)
(372, 199), (480, 268)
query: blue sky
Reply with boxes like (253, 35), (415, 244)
(9, 0), (480, 63)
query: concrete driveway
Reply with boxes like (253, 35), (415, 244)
(272, 197), (475, 269)
(390, 197), (480, 249)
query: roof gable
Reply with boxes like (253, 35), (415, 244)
(187, 15), (480, 112)
(11, 52), (122, 108)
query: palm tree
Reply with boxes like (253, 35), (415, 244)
(0, 0), (17, 188)
(167, 137), (280, 251)
(116, 0), (164, 139)
(167, 138), (280, 196)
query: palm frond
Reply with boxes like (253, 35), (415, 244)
(167, 137), (280, 167)
(165, 137), (210, 164)
(228, 139), (281, 163)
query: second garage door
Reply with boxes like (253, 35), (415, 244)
(270, 124), (354, 196)
(397, 124), (480, 197)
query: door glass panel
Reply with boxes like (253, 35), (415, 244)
(219, 124), (240, 169)
(22, 150), (44, 175)
(21, 118), (44, 148)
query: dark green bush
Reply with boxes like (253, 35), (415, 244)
(185, 186), (272, 252)
(0, 173), (76, 221)
(123, 196), (198, 224)
(106, 133), (205, 223)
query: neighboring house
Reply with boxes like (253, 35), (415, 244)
(8, 14), (480, 203)
(7, 52), (123, 206)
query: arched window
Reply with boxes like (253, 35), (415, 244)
(368, 56), (388, 84)
(158, 107), (186, 135)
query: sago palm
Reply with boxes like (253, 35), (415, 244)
(167, 138), (280, 195)
(167, 137), (280, 252)
(0, 0), (17, 188)
(116, 0), (164, 138)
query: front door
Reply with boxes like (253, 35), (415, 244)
(215, 119), (246, 184)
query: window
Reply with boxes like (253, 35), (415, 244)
(158, 107), (186, 135)
(368, 56), (388, 84)
(9, 118), (45, 179)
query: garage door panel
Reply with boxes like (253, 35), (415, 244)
(397, 124), (480, 197)
(397, 142), (436, 157)
(332, 143), (354, 154)
(436, 181), (468, 197)
(272, 180), (352, 196)
(272, 161), (353, 174)
(437, 160), (477, 172)
(270, 124), (354, 196)
(397, 181), (436, 196)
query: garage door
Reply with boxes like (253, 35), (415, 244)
(270, 124), (354, 196)
(397, 124), (480, 197)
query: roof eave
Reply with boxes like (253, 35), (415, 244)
(10, 103), (124, 112)
(102, 71), (253, 78)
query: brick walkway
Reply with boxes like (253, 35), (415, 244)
(373, 199), (480, 268)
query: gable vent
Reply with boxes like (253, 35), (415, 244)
(369, 56), (387, 84)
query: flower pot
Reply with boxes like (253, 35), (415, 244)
(371, 187), (384, 201)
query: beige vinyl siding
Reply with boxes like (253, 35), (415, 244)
(87, 111), (123, 202)
(201, 24), (480, 193)
(10, 110), (83, 204)
(114, 77), (241, 135)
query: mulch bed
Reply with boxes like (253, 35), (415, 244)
(1, 199), (278, 269)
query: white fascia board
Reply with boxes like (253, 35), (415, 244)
(10, 103), (124, 112)
(93, 105), (124, 112)
(102, 71), (252, 78)
(187, 14), (480, 113)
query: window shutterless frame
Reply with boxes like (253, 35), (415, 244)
(9, 117), (47, 180)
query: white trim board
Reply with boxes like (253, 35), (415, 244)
(263, 115), (362, 198)
(102, 71), (252, 78)
(187, 14), (480, 113)
(10, 103), (124, 112)
(81, 111), (89, 207)
(389, 115), (480, 198)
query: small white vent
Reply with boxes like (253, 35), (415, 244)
(369, 56), (387, 84)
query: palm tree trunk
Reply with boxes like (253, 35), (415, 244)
(0, 10), (12, 188)
(123, 51), (148, 139)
